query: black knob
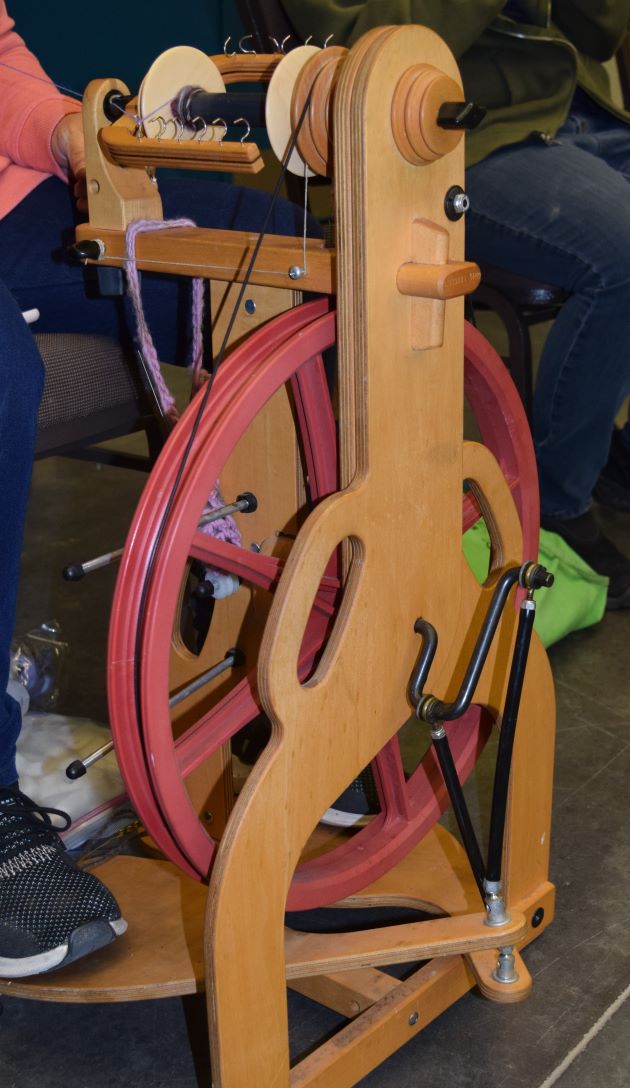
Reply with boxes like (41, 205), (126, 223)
(521, 562), (554, 591)
(437, 101), (486, 131)
(66, 759), (87, 780)
(236, 491), (258, 513)
(194, 581), (215, 599)
(103, 89), (134, 123)
(226, 647), (246, 668)
(62, 564), (84, 582)
(66, 240), (104, 263)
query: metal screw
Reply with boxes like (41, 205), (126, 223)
(203, 811), (214, 823)
(288, 265), (306, 280)
(532, 907), (545, 928)
(408, 1011), (419, 1026)
(244, 298), (256, 315)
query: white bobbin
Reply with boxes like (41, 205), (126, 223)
(265, 44), (320, 177)
(138, 45), (225, 142)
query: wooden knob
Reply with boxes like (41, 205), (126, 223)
(397, 260), (480, 300)
(392, 65), (464, 165)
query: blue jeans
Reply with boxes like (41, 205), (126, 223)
(0, 281), (44, 785)
(466, 93), (630, 519)
(0, 175), (314, 786)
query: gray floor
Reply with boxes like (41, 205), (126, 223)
(2, 378), (630, 1087)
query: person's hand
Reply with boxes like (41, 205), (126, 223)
(51, 112), (87, 213)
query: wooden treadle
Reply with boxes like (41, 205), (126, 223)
(0, 824), (550, 1007)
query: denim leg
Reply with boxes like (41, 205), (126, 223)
(0, 281), (44, 785)
(0, 176), (317, 366)
(466, 130), (630, 518)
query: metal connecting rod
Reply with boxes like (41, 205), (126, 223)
(407, 560), (553, 926)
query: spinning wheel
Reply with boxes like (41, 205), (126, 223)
(108, 299), (539, 908)
(8, 24), (556, 1087)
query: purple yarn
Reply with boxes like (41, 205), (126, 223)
(125, 219), (241, 548)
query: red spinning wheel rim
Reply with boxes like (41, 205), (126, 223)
(108, 299), (331, 876)
(109, 307), (539, 906)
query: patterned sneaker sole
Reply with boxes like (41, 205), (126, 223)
(0, 916), (127, 978)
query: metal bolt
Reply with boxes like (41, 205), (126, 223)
(288, 265), (306, 280)
(452, 191), (470, 215)
(444, 185), (470, 222)
(244, 298), (256, 315)
(408, 1011), (419, 1026)
(532, 907), (545, 929)
(493, 947), (519, 985)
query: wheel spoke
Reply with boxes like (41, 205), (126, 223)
(188, 533), (339, 613)
(175, 621), (330, 778)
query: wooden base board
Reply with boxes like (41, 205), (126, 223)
(0, 824), (553, 1007)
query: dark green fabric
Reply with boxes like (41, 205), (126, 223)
(281, 0), (630, 164)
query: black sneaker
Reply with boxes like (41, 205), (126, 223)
(0, 786), (127, 978)
(320, 767), (381, 828)
(594, 428), (630, 512)
(541, 509), (630, 610)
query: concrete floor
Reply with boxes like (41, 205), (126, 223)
(2, 360), (630, 1087)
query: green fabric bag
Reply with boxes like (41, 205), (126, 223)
(462, 522), (608, 648)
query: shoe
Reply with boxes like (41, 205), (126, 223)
(541, 509), (630, 609)
(0, 785), (127, 978)
(594, 428), (630, 512)
(320, 767), (381, 828)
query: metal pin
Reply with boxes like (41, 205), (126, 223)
(66, 740), (114, 779)
(239, 34), (256, 54)
(63, 548), (124, 581)
(197, 491), (258, 528)
(224, 36), (236, 57)
(323, 34), (334, 48)
(280, 35), (291, 52)
(169, 647), (245, 709)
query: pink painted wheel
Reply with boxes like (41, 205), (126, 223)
(108, 305), (539, 907)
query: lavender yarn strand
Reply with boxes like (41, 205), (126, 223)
(125, 219), (241, 548)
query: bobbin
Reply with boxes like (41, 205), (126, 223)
(138, 45), (226, 142)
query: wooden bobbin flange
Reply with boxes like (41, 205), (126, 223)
(392, 63), (464, 165)
(266, 44), (321, 177)
(290, 46), (348, 177)
(138, 46), (226, 141)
